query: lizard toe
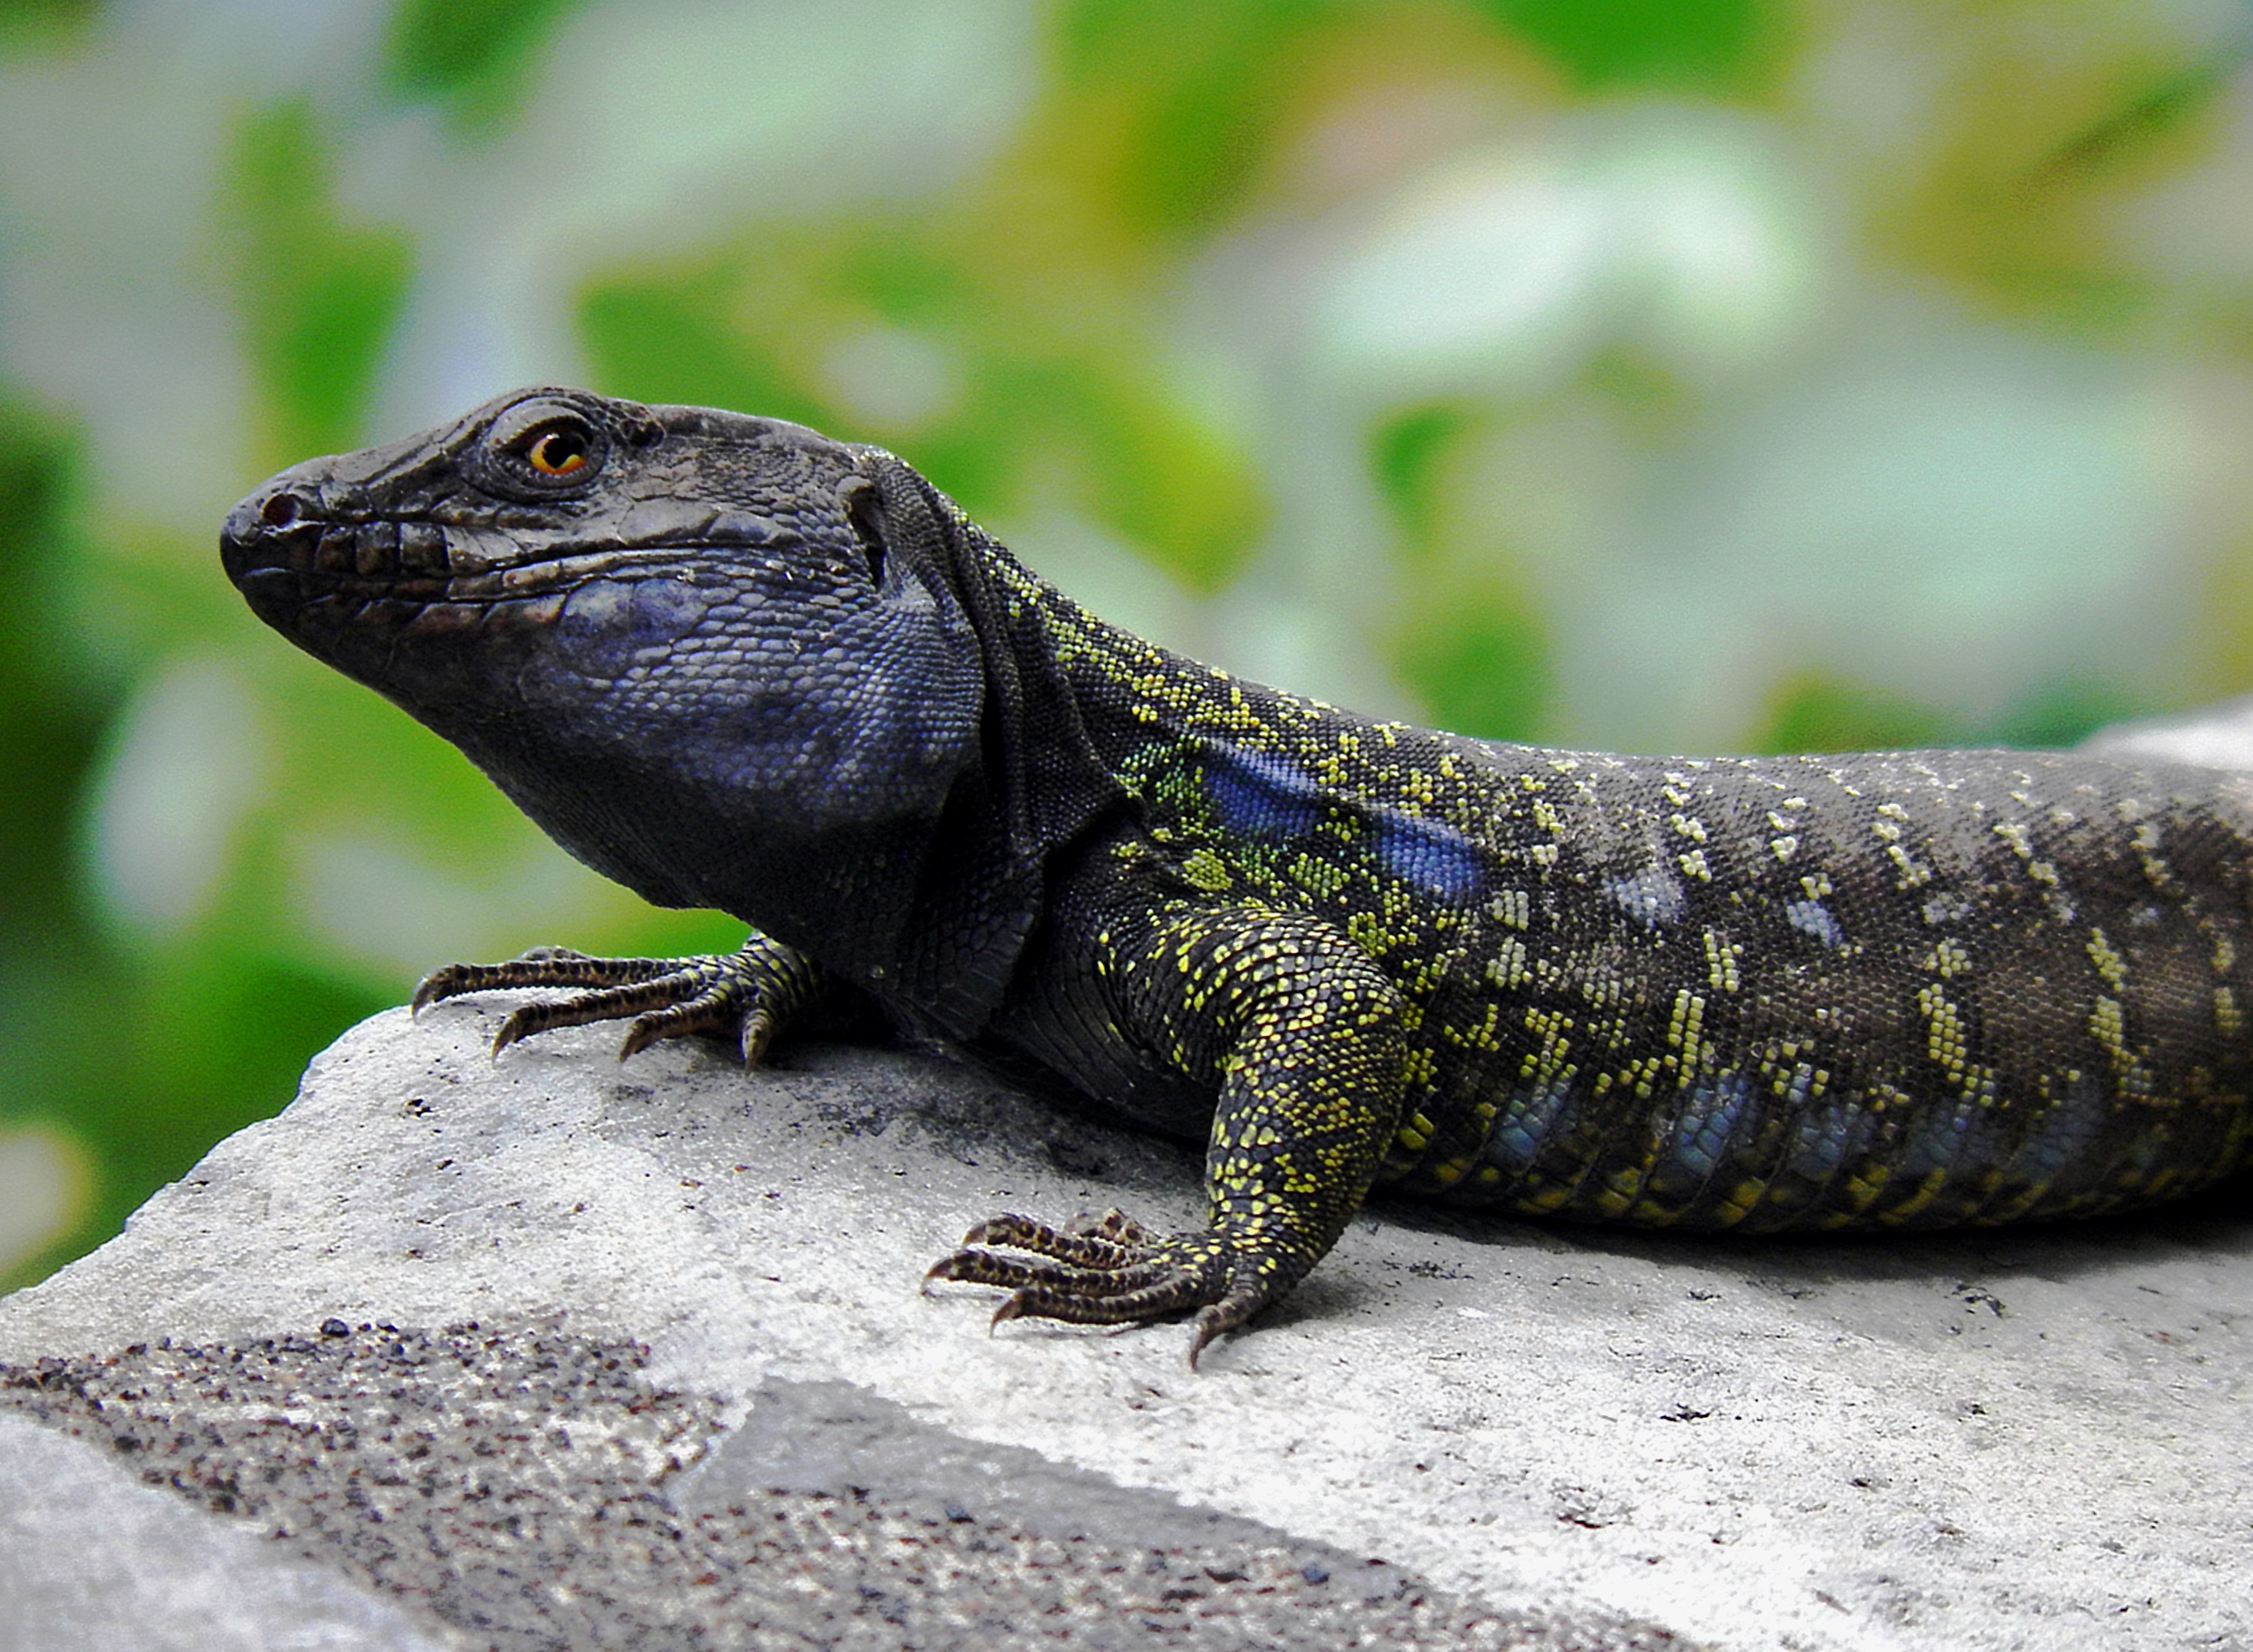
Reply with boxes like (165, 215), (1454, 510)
(415, 938), (827, 1066)
(930, 1212), (1277, 1363)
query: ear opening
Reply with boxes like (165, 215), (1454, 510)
(841, 476), (888, 588)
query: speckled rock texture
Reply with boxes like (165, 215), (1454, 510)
(4, 706), (2253, 1652)
(5, 1323), (1649, 1650)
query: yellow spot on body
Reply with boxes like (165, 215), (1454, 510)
(2218, 987), (2242, 1039)
(1928, 938), (1971, 979)
(1771, 836), (1798, 862)
(1671, 813), (1708, 844)
(1182, 849), (1232, 893)
(1487, 937), (1532, 990)
(1879, 1168), (1949, 1224)
(1667, 990), (1707, 1074)
(1917, 983), (1969, 1080)
(1702, 929), (1742, 993)
(1714, 1179), (1769, 1223)
(1885, 845), (1931, 887)
(2084, 929), (2127, 994)
(2088, 995), (2131, 1074)
(1679, 849), (1712, 883)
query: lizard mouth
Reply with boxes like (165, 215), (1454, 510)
(224, 489), (669, 608)
(221, 487), (452, 599)
(220, 487), (764, 657)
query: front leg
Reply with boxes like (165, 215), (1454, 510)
(928, 906), (1408, 1365)
(412, 932), (828, 1063)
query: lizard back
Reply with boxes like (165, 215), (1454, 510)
(1030, 588), (2253, 1232)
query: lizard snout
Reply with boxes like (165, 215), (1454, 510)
(220, 483), (320, 585)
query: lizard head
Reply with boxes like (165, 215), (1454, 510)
(219, 385), (989, 946)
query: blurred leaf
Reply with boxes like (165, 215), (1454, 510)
(0, 402), (108, 945)
(1372, 403), (1552, 737)
(1477, 0), (1786, 94)
(221, 101), (414, 463)
(579, 277), (826, 429)
(965, 356), (1264, 593)
(2030, 42), (2251, 187)
(1865, 14), (2240, 331)
(1395, 595), (1552, 743)
(1983, 677), (2145, 749)
(1372, 402), (1481, 554)
(1048, 0), (1328, 243)
(383, 0), (586, 134)
(1752, 673), (1963, 755)
(0, 0), (92, 54)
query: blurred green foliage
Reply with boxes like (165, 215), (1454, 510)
(1478, 0), (1785, 93)
(383, 0), (588, 132)
(0, 0), (91, 54)
(1752, 673), (2145, 756)
(225, 100), (415, 464)
(4, 0), (2251, 1289)
(1374, 403), (1553, 741)
(581, 230), (1268, 592)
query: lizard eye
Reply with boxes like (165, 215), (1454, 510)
(524, 427), (589, 477)
(481, 398), (608, 496)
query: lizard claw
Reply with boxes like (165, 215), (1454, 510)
(411, 938), (824, 1065)
(925, 1209), (1264, 1368)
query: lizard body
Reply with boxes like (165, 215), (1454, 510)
(222, 388), (2253, 1360)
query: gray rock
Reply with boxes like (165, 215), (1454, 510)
(0, 1015), (1685, 1652)
(2079, 691), (2253, 769)
(0, 1411), (458, 1652)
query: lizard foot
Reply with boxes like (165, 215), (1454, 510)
(924, 1208), (1274, 1367)
(412, 940), (822, 1063)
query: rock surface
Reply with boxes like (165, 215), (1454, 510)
(7, 708), (2253, 1651)
(0, 1411), (455, 1652)
(1, 997), (2249, 1651)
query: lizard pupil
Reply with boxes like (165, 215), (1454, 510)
(526, 429), (588, 476)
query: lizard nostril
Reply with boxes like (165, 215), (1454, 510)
(261, 490), (305, 529)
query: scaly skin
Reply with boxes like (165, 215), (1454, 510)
(221, 387), (2253, 1363)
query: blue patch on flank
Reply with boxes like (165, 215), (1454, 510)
(1606, 865), (1686, 929)
(1784, 1083), (1875, 1184)
(1375, 810), (1487, 903)
(1489, 1079), (1575, 1169)
(1895, 1097), (1976, 1180)
(1201, 739), (1483, 900)
(1785, 899), (1847, 950)
(1202, 744), (1322, 840)
(1664, 1074), (1754, 1180)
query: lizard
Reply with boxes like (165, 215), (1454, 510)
(221, 385), (2253, 1364)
